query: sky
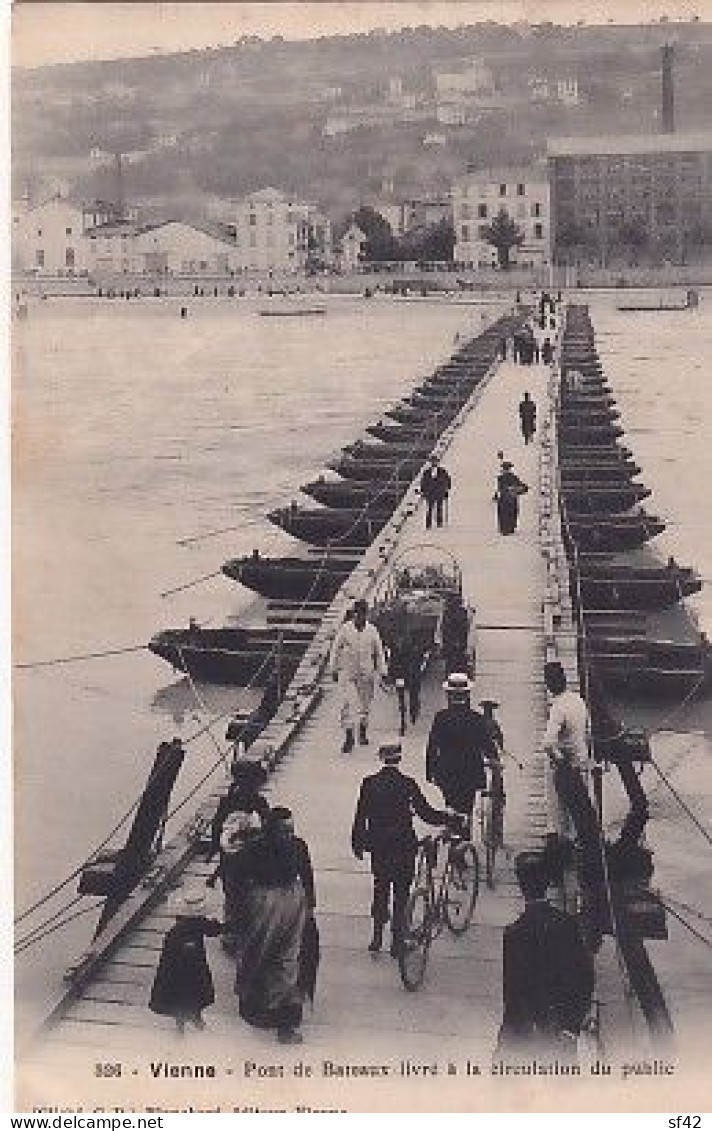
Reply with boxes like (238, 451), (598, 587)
(10, 0), (712, 69)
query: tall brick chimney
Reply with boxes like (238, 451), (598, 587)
(661, 43), (675, 133)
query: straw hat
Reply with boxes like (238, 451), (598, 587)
(443, 672), (472, 694)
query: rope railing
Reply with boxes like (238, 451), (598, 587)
(16, 315), (519, 954)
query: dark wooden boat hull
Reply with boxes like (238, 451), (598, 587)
(560, 465), (642, 484)
(344, 439), (434, 460)
(578, 569), (702, 610)
(559, 423), (625, 442)
(149, 628), (311, 685)
(565, 512), (665, 551)
(269, 505), (391, 547)
(386, 404), (456, 425)
(329, 455), (423, 481)
(561, 484), (651, 513)
(303, 478), (406, 509)
(366, 422), (444, 444)
(222, 553), (357, 601)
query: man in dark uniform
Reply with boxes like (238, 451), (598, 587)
(496, 852), (594, 1063)
(425, 673), (497, 829)
(419, 455), (452, 530)
(351, 743), (456, 957)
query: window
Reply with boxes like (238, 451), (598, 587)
(517, 183), (525, 196)
(249, 213), (257, 226)
(534, 223), (543, 239)
(37, 228), (42, 237)
(200, 260), (208, 270)
(532, 202), (542, 217)
(266, 212), (274, 226)
(478, 203), (487, 218)
(66, 226), (73, 235)
(65, 248), (75, 267)
(499, 184), (507, 196)
(36, 249), (45, 267)
(478, 224), (489, 238)
(460, 204), (470, 220)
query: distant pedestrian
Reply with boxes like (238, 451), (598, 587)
(149, 888), (222, 1035)
(438, 592), (476, 676)
(352, 743), (456, 956)
(494, 461), (528, 535)
(386, 622), (426, 734)
(518, 391), (537, 445)
(425, 672), (497, 827)
(541, 337), (554, 365)
(330, 599), (387, 752)
(495, 851), (594, 1063)
(420, 455), (452, 530)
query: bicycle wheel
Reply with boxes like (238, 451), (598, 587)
(483, 803), (496, 890)
(444, 843), (479, 935)
(398, 885), (431, 991)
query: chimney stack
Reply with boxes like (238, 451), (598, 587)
(661, 43), (675, 133)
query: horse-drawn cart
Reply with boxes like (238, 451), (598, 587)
(372, 546), (467, 735)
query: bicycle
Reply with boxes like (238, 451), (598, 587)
(398, 828), (480, 991)
(479, 757), (506, 890)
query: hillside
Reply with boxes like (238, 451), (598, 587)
(12, 19), (712, 222)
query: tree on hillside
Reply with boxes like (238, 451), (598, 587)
(481, 208), (525, 270)
(353, 206), (397, 261)
(415, 219), (456, 262)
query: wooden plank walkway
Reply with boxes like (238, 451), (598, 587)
(33, 353), (564, 1073)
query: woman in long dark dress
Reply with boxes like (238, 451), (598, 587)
(149, 889), (222, 1034)
(494, 461), (528, 535)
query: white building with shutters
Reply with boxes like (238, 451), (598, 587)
(452, 166), (551, 269)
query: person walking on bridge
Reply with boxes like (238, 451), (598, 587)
(351, 743), (457, 957)
(420, 454), (452, 530)
(518, 391), (537, 445)
(494, 460), (529, 536)
(331, 599), (387, 753)
(496, 851), (594, 1063)
(425, 672), (497, 830)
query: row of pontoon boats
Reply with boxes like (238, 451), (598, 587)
(557, 304), (707, 696)
(148, 313), (524, 715)
(148, 304), (707, 737)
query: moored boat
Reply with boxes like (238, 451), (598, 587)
(222, 550), (357, 601)
(577, 559), (702, 610)
(148, 625), (313, 684)
(564, 510), (665, 551)
(328, 453), (424, 481)
(561, 483), (651, 513)
(268, 503), (392, 547)
(302, 476), (407, 509)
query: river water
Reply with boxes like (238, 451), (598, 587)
(12, 289), (712, 1039)
(12, 293), (503, 1033)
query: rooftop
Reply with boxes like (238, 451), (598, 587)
(548, 131), (712, 157)
(457, 165), (549, 186)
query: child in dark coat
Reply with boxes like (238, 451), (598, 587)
(149, 888), (222, 1034)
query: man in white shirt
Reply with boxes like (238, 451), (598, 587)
(542, 661), (591, 772)
(543, 661), (606, 942)
(330, 599), (387, 753)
